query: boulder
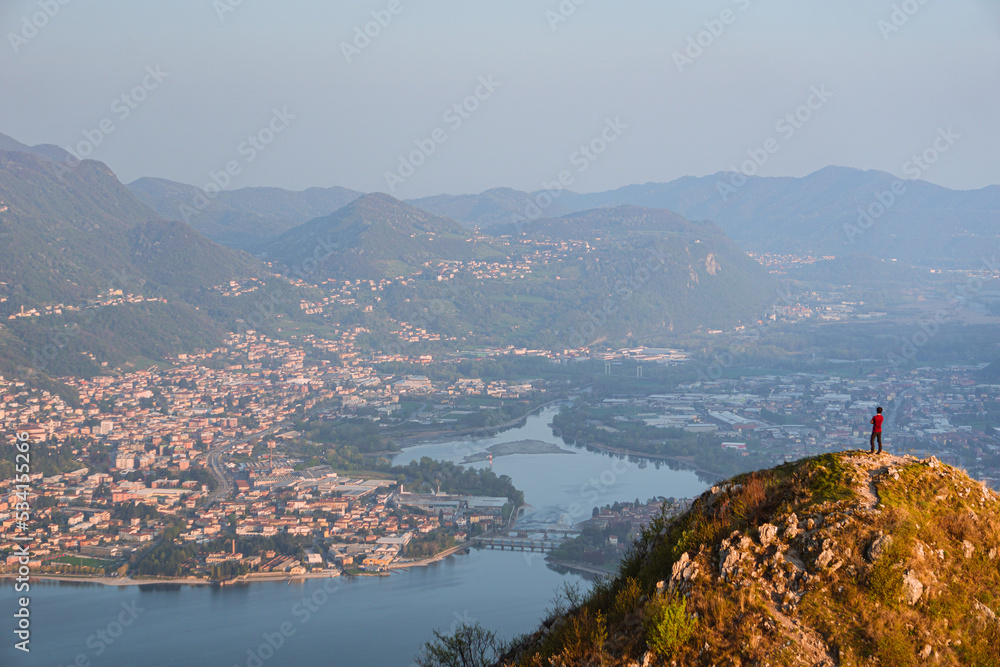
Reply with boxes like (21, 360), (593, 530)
(783, 513), (800, 540)
(816, 549), (835, 570)
(758, 523), (778, 547)
(719, 548), (742, 579)
(670, 552), (700, 591)
(902, 569), (923, 605)
(867, 532), (893, 562)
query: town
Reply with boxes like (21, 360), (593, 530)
(2, 251), (999, 584)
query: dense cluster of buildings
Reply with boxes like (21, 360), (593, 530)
(587, 364), (1000, 488)
(0, 329), (543, 579)
(0, 456), (505, 578)
(6, 290), (169, 321)
(2, 255), (998, 581)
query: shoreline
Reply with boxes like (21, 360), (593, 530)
(1, 574), (212, 587)
(7, 504), (527, 588)
(388, 541), (473, 569)
(545, 558), (616, 578)
(3, 543), (486, 588)
(2, 571), (341, 588)
(550, 426), (726, 481)
(388, 402), (727, 481)
(461, 439), (574, 464)
(389, 399), (566, 448)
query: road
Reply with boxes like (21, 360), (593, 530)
(203, 425), (285, 507)
(204, 444), (233, 506)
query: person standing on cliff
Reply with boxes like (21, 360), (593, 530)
(869, 407), (884, 454)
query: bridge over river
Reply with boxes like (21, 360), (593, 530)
(473, 536), (565, 552)
(474, 525), (581, 552)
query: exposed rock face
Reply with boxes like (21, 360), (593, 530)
(669, 552), (700, 592)
(902, 569), (924, 605)
(974, 600), (997, 623)
(506, 452), (1000, 667)
(867, 532), (893, 562)
(783, 513), (800, 539)
(758, 523), (778, 547)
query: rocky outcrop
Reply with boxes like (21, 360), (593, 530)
(867, 532), (893, 562)
(902, 569), (924, 605)
(668, 551), (700, 593)
(503, 452), (1000, 667)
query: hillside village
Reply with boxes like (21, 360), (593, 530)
(2, 321), (997, 584)
(1, 252), (998, 584)
(0, 330), (535, 581)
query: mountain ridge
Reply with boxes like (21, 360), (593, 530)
(0, 131), (76, 163)
(260, 194), (778, 344)
(262, 192), (478, 280)
(0, 148), (271, 378)
(411, 167), (1000, 267)
(476, 451), (1000, 666)
(127, 176), (363, 251)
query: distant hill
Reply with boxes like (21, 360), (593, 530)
(262, 197), (776, 346)
(0, 151), (260, 304)
(0, 135), (777, 366)
(527, 204), (721, 239)
(128, 177), (362, 251)
(466, 452), (1000, 666)
(562, 167), (1000, 267)
(0, 149), (268, 377)
(408, 187), (574, 229)
(125, 167), (1000, 268)
(519, 206), (777, 341)
(408, 167), (1000, 267)
(262, 193), (480, 280)
(0, 131), (75, 163)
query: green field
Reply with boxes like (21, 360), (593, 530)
(52, 555), (112, 569)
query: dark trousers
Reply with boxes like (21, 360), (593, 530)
(870, 431), (882, 452)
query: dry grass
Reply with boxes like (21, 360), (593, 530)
(508, 454), (1000, 667)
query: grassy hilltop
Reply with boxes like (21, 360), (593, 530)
(421, 452), (1000, 666)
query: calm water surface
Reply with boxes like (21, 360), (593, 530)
(2, 408), (709, 666)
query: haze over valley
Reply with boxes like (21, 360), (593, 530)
(2, 2), (999, 665)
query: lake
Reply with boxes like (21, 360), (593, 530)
(1, 408), (709, 666)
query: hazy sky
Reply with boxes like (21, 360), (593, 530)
(2, 0), (998, 197)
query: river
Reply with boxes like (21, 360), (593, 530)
(1, 408), (709, 666)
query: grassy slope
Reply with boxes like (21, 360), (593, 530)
(507, 452), (1000, 666)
